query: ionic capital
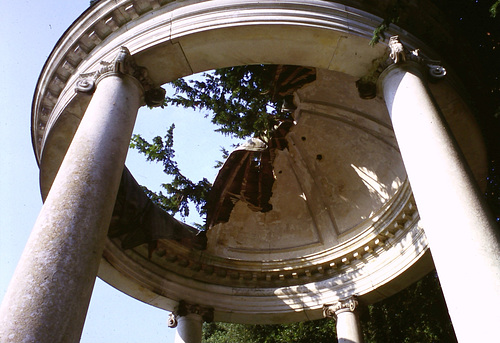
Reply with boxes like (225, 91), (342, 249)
(75, 46), (165, 107)
(388, 36), (446, 78)
(323, 296), (359, 319)
(167, 300), (214, 328)
(356, 35), (446, 99)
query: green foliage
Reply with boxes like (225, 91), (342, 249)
(370, 19), (397, 46)
(361, 272), (456, 343)
(369, 1), (404, 46)
(214, 147), (230, 169)
(202, 273), (456, 343)
(491, 0), (500, 17)
(165, 65), (286, 142)
(131, 65), (281, 222)
(130, 124), (211, 219)
(203, 319), (337, 343)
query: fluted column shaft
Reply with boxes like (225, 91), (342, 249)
(380, 62), (500, 342)
(0, 61), (143, 341)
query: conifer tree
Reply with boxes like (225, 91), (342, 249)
(129, 1), (499, 341)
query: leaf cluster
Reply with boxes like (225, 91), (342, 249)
(203, 319), (337, 343)
(130, 124), (211, 220)
(369, 0), (404, 46)
(130, 65), (282, 223)
(491, 0), (500, 17)
(361, 272), (456, 343)
(164, 65), (287, 142)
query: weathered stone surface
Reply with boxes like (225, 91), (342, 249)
(20, 0), (492, 332)
(380, 62), (500, 343)
(0, 73), (143, 342)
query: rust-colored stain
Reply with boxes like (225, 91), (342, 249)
(206, 65), (316, 229)
(109, 66), (316, 252)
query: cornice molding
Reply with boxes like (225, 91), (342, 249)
(33, 0), (427, 163)
(101, 182), (428, 323)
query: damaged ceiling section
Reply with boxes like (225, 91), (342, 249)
(206, 66), (316, 229)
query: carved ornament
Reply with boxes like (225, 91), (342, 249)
(167, 300), (214, 328)
(356, 35), (446, 99)
(75, 46), (165, 107)
(323, 296), (359, 318)
(388, 36), (446, 79)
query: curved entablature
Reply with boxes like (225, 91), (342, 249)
(33, 0), (444, 166)
(32, 0), (488, 324)
(112, 180), (418, 287)
(102, 187), (427, 324)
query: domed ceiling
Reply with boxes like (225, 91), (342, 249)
(32, 0), (487, 324)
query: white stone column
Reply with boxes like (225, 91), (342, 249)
(173, 314), (204, 343)
(324, 297), (364, 343)
(0, 48), (156, 342)
(379, 40), (500, 342)
(168, 301), (214, 343)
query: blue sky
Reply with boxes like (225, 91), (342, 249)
(0, 1), (237, 341)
